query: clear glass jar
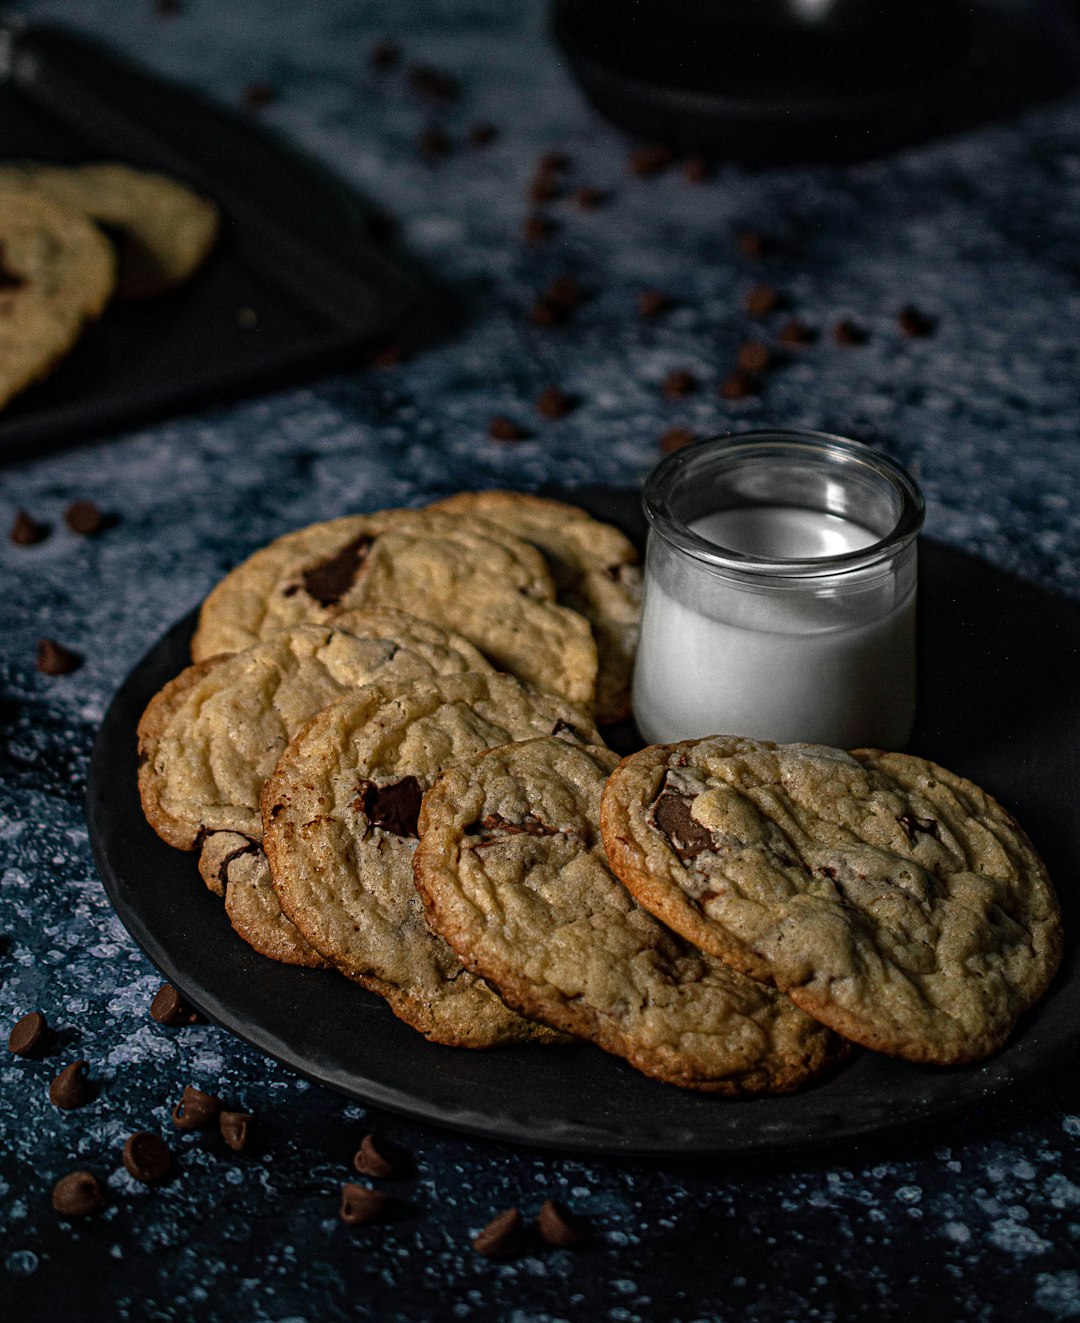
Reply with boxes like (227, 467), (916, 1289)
(633, 429), (926, 749)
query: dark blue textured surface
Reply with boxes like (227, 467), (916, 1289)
(2, 2), (1080, 1319)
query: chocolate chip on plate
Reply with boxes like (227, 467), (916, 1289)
(660, 425), (695, 454)
(574, 186), (608, 210)
(488, 416), (530, 442)
(833, 318), (868, 346)
(353, 1133), (402, 1179)
(10, 510), (47, 545)
(123, 1132), (171, 1184)
(150, 983), (199, 1027)
(638, 289), (672, 320)
(628, 143), (673, 177)
(52, 1171), (105, 1217)
(37, 639), (82, 676)
(49, 1060), (94, 1110)
(469, 122), (498, 147)
(736, 340), (773, 374)
(744, 283), (781, 317)
(64, 500), (104, 535)
(220, 1111), (254, 1152)
(683, 154), (710, 184)
(369, 40), (400, 71)
(172, 1084), (222, 1130)
(537, 1198), (589, 1248)
(9, 1011), (48, 1057)
(720, 369), (760, 400)
(536, 386), (576, 419)
(522, 213), (557, 244)
(662, 370), (698, 400)
(473, 1207), (523, 1257)
(340, 1183), (396, 1226)
(898, 305), (936, 337)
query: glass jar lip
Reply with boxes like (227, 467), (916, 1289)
(642, 427), (926, 579)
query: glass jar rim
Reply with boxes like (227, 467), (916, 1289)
(642, 428), (925, 579)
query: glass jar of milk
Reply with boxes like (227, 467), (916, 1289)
(634, 429), (925, 749)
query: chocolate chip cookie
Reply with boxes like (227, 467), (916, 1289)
(600, 737), (1062, 1064)
(414, 738), (844, 1092)
(263, 673), (599, 1047)
(430, 491), (642, 724)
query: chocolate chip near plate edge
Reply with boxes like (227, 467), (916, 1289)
(355, 777), (424, 838)
(123, 1132), (172, 1184)
(220, 1111), (254, 1152)
(150, 982), (199, 1027)
(649, 783), (715, 862)
(473, 1207), (523, 1257)
(64, 501), (105, 535)
(52, 1172), (105, 1217)
(10, 510), (47, 545)
(340, 1183), (396, 1225)
(661, 426), (695, 454)
(49, 1061), (94, 1109)
(720, 370), (759, 400)
(353, 1133), (400, 1179)
(172, 1084), (222, 1130)
(300, 534), (374, 608)
(37, 639), (82, 676)
(537, 1199), (588, 1248)
(736, 341), (772, 374)
(662, 370), (697, 400)
(9, 1010), (48, 1057)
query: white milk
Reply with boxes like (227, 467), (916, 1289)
(633, 506), (917, 748)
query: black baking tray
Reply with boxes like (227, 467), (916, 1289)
(0, 21), (432, 460)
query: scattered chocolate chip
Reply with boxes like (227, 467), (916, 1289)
(545, 276), (585, 309)
(833, 318), (868, 346)
(683, 154), (710, 184)
(420, 125), (453, 160)
(37, 638), (82, 676)
(488, 415), (530, 442)
(538, 151), (571, 173)
(64, 500), (104, 535)
(369, 341), (404, 369)
(720, 369), (759, 400)
(574, 186), (608, 210)
(473, 1207), (523, 1257)
(537, 1199), (589, 1247)
(737, 229), (769, 259)
(736, 341), (772, 374)
(353, 1133), (402, 1179)
(369, 40), (400, 71)
(10, 510), (47, 545)
(123, 1132), (171, 1184)
(744, 283), (781, 317)
(662, 370), (697, 400)
(898, 305), (936, 337)
(408, 65), (459, 102)
(898, 813), (939, 842)
(777, 318), (815, 347)
(527, 298), (564, 328)
(9, 1011), (48, 1057)
(150, 983), (199, 1028)
(340, 1183), (396, 1225)
(529, 173), (561, 204)
(536, 386), (576, 419)
(49, 1061), (93, 1110)
(469, 121), (498, 147)
(242, 82), (276, 112)
(650, 783), (715, 861)
(220, 1111), (254, 1152)
(301, 534), (374, 607)
(523, 213), (557, 244)
(660, 426), (695, 454)
(52, 1172), (105, 1217)
(356, 776), (424, 837)
(172, 1085), (222, 1130)
(629, 142), (673, 177)
(638, 289), (672, 320)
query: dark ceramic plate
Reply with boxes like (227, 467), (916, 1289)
(86, 487), (1080, 1156)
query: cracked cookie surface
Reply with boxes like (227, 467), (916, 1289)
(600, 737), (1062, 1064)
(414, 737), (843, 1092)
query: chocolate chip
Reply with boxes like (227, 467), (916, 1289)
(736, 341), (772, 374)
(737, 229), (769, 259)
(37, 639), (82, 676)
(537, 1199), (588, 1247)
(662, 370), (697, 400)
(408, 65), (459, 102)
(301, 534), (374, 607)
(898, 305), (936, 337)
(638, 289), (672, 320)
(720, 369), (760, 400)
(420, 125), (453, 159)
(172, 1084), (222, 1130)
(660, 426), (695, 454)
(898, 813), (939, 842)
(340, 1183), (396, 1226)
(529, 173), (561, 204)
(488, 415), (530, 442)
(220, 1111), (254, 1152)
(10, 510), (47, 545)
(538, 151), (571, 173)
(629, 143), (673, 177)
(650, 785), (714, 861)
(64, 500), (105, 535)
(52, 1172), (105, 1217)
(536, 386), (576, 419)
(545, 276), (585, 309)
(370, 40), (400, 71)
(523, 213), (557, 244)
(473, 1208), (523, 1257)
(574, 186), (608, 210)
(744, 283), (781, 316)
(353, 1133), (404, 1179)
(833, 318), (867, 346)
(150, 983), (199, 1027)
(356, 776), (424, 838)
(9, 1011), (48, 1057)
(242, 81), (276, 111)
(777, 319), (815, 347)
(469, 121), (498, 147)
(123, 1132), (171, 1184)
(528, 298), (565, 328)
(683, 155), (710, 184)
(49, 1061), (93, 1110)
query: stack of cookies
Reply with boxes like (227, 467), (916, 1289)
(137, 492), (1063, 1094)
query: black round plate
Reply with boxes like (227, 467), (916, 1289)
(86, 487), (1080, 1156)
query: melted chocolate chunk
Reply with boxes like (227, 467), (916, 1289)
(356, 777), (423, 838)
(300, 534), (374, 607)
(650, 786), (714, 861)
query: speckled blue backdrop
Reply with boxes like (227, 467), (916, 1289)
(2, 1), (1080, 1319)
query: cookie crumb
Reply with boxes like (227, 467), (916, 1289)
(37, 639), (81, 676)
